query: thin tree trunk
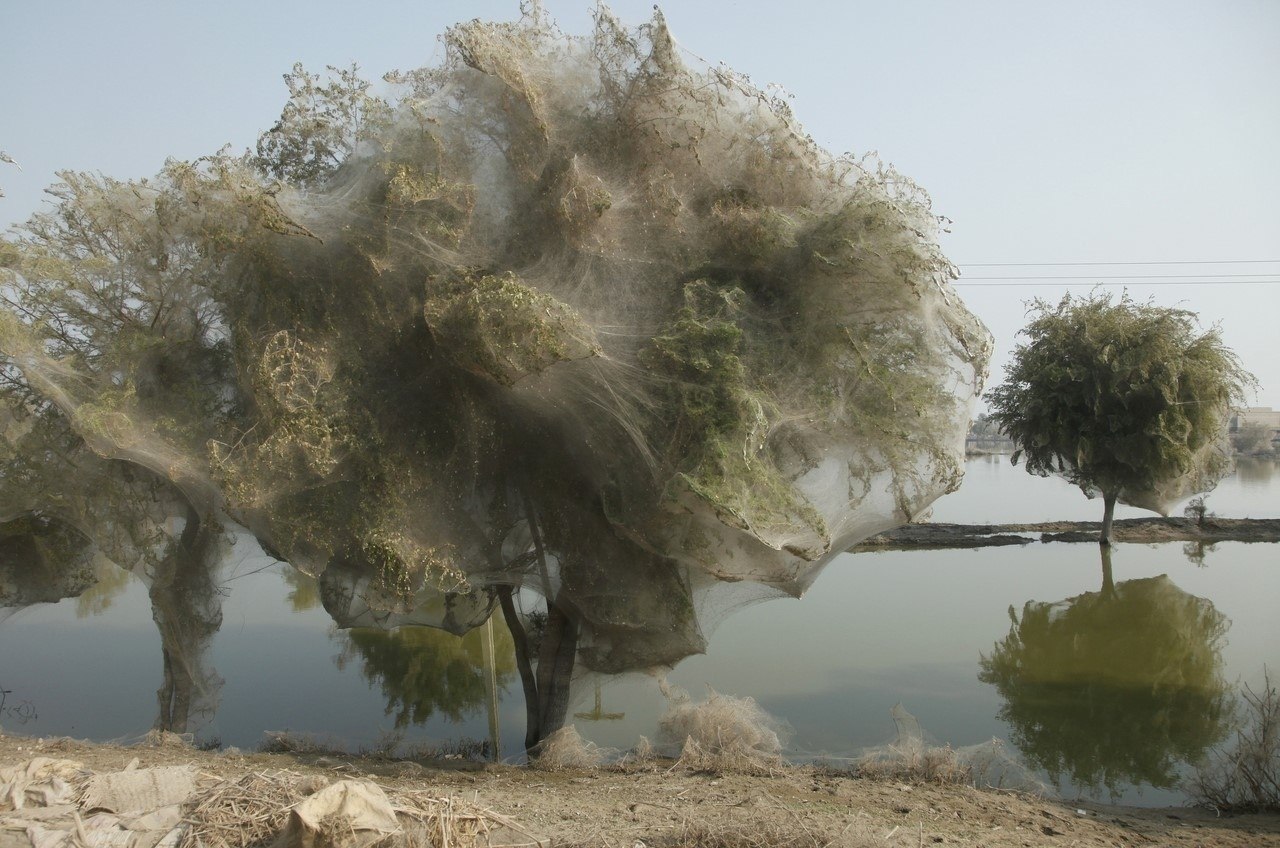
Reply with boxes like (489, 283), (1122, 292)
(533, 599), (578, 747)
(497, 586), (540, 754)
(1099, 544), (1116, 598)
(156, 649), (176, 731)
(1100, 492), (1117, 546)
(495, 586), (580, 756)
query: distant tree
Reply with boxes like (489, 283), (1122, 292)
(987, 293), (1253, 544)
(1232, 421), (1276, 457)
(968, 413), (1003, 439)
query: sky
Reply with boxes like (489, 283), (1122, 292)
(3, 0), (1278, 408)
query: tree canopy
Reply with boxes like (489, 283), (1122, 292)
(987, 292), (1252, 540)
(0, 7), (990, 751)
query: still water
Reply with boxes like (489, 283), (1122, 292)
(2, 458), (1276, 806)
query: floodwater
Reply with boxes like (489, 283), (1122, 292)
(1, 457), (1276, 806)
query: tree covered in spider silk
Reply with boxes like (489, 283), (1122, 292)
(987, 293), (1253, 544)
(0, 7), (991, 755)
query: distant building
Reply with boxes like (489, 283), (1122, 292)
(1230, 407), (1280, 449)
(1230, 407), (1280, 431)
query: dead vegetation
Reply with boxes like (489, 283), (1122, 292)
(854, 743), (973, 786)
(529, 726), (606, 772)
(1188, 670), (1280, 813)
(658, 687), (788, 775)
(5, 733), (1280, 848)
(179, 770), (310, 848)
(614, 821), (842, 848)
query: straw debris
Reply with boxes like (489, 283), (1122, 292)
(658, 687), (788, 775)
(178, 769), (542, 848)
(529, 726), (606, 772)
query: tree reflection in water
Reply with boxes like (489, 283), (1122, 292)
(0, 486), (230, 736)
(333, 620), (516, 729)
(979, 546), (1232, 796)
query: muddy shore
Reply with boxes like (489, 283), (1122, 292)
(851, 517), (1280, 551)
(2, 733), (1277, 847)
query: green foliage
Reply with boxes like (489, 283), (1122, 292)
(643, 280), (826, 551)
(254, 63), (390, 187)
(1232, 421), (1277, 457)
(987, 292), (1254, 512)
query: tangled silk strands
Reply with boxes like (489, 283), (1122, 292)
(0, 6), (990, 678)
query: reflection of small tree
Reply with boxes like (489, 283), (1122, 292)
(281, 566), (322, 612)
(335, 623), (516, 727)
(1182, 541), (1217, 568)
(979, 554), (1231, 796)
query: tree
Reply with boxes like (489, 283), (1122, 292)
(1232, 421), (1276, 457)
(987, 292), (1253, 545)
(0, 8), (990, 755)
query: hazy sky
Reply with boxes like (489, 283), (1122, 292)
(3, 0), (1277, 406)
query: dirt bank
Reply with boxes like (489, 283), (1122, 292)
(852, 517), (1280, 551)
(2, 733), (1277, 847)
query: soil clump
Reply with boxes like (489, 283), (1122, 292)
(853, 517), (1280, 551)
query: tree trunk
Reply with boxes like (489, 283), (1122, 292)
(1099, 544), (1116, 599)
(497, 586), (541, 754)
(496, 586), (579, 757)
(1100, 492), (1117, 546)
(533, 599), (578, 747)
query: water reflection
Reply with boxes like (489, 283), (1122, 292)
(1181, 541), (1216, 568)
(147, 522), (228, 734)
(0, 517), (98, 608)
(979, 547), (1231, 796)
(333, 623), (515, 728)
(0, 488), (231, 735)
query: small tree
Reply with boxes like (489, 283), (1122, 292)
(987, 293), (1253, 545)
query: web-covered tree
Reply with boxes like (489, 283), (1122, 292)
(1, 6), (991, 755)
(987, 293), (1253, 545)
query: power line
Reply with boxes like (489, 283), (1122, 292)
(953, 279), (1280, 287)
(959, 273), (1279, 280)
(958, 259), (1280, 267)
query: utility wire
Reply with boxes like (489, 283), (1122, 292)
(954, 279), (1280, 287)
(959, 273), (1279, 280)
(958, 259), (1280, 267)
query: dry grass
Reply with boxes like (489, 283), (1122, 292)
(659, 689), (787, 776)
(1188, 669), (1280, 813)
(530, 726), (605, 771)
(672, 737), (786, 777)
(854, 742), (973, 786)
(257, 730), (346, 757)
(177, 769), (541, 848)
(646, 821), (841, 848)
(178, 769), (310, 848)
